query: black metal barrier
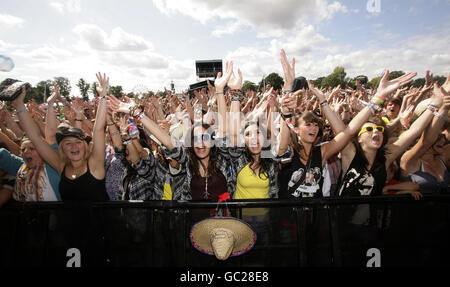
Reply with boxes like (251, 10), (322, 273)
(1, 194), (449, 267)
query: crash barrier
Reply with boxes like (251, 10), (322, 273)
(1, 194), (449, 267)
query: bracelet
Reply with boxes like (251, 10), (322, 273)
(427, 105), (438, 113)
(282, 90), (291, 95)
(280, 112), (293, 119)
(107, 122), (116, 126)
(16, 109), (27, 114)
(75, 119), (83, 122)
(110, 131), (120, 137)
(433, 111), (449, 121)
(367, 101), (381, 114)
(320, 100), (328, 107)
(123, 139), (133, 146)
(229, 89), (244, 102)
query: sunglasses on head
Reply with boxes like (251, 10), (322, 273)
(358, 126), (384, 137)
(193, 133), (211, 144)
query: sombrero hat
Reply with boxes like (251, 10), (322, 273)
(190, 217), (257, 261)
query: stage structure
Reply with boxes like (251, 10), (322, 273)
(188, 59), (222, 98)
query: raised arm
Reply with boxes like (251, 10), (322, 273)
(321, 70), (417, 164)
(88, 72), (108, 179)
(12, 87), (64, 173)
(214, 61), (233, 138)
(45, 85), (61, 145)
(400, 83), (450, 174)
(108, 94), (176, 150)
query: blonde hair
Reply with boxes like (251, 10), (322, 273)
(58, 138), (90, 165)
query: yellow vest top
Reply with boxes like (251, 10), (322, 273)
(234, 164), (269, 199)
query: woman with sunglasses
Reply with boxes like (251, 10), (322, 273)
(107, 94), (234, 204)
(400, 84), (450, 193)
(336, 78), (447, 197)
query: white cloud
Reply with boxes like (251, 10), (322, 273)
(49, 0), (81, 14)
(73, 24), (152, 51)
(0, 13), (25, 28)
(153, 0), (351, 37)
(14, 45), (73, 61)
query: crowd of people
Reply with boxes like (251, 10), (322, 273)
(1, 49), (449, 209)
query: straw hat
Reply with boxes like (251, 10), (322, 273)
(190, 217), (257, 260)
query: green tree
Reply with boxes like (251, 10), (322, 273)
(108, 85), (123, 99)
(411, 78), (426, 88)
(77, 78), (90, 101)
(242, 80), (258, 92)
(321, 66), (347, 88)
(53, 77), (71, 101)
(311, 77), (325, 88)
(91, 82), (100, 98)
(367, 76), (382, 90)
(26, 80), (53, 104)
(262, 72), (284, 90)
(387, 71), (405, 80)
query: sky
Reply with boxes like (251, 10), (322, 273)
(0, 0), (449, 97)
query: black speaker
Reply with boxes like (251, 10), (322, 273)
(195, 60), (222, 78)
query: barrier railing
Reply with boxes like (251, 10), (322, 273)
(1, 194), (449, 267)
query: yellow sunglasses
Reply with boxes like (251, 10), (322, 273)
(358, 126), (384, 137)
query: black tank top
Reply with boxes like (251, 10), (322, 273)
(59, 163), (108, 201)
(337, 148), (386, 197)
(278, 145), (323, 198)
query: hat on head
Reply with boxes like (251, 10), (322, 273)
(56, 127), (92, 145)
(190, 217), (257, 260)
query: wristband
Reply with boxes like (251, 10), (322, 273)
(123, 139), (133, 146)
(320, 100), (328, 107)
(367, 101), (381, 114)
(107, 122), (116, 126)
(110, 131), (120, 137)
(75, 119), (83, 122)
(280, 113), (293, 119)
(282, 90), (291, 95)
(16, 108), (27, 114)
(427, 105), (438, 113)
(433, 111), (449, 121)
(229, 89), (244, 102)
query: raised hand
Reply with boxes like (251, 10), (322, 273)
(107, 94), (130, 114)
(280, 49), (295, 90)
(95, 72), (109, 97)
(215, 61), (233, 91)
(227, 67), (243, 90)
(47, 84), (60, 105)
(375, 70), (417, 100)
(425, 70), (433, 87)
(307, 80), (327, 103)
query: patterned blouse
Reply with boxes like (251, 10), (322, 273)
(163, 137), (292, 200)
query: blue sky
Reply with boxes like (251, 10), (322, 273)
(0, 0), (449, 96)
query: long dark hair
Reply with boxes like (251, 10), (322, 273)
(243, 120), (270, 180)
(291, 111), (324, 162)
(187, 123), (220, 178)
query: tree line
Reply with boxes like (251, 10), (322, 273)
(1, 67), (447, 104)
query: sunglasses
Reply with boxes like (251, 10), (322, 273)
(358, 126), (384, 137)
(193, 133), (212, 144)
